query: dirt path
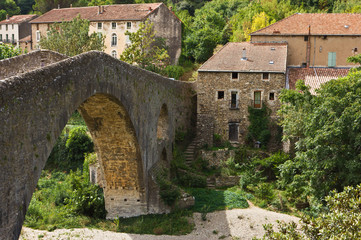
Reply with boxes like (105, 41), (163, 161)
(20, 205), (299, 240)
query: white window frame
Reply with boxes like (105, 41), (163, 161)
(112, 22), (116, 29)
(111, 50), (117, 58)
(127, 22), (131, 29)
(125, 35), (131, 44)
(111, 33), (117, 46)
(97, 22), (102, 30)
(36, 31), (41, 42)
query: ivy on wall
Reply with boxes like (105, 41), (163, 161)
(246, 105), (271, 148)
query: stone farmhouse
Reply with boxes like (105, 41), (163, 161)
(0, 14), (37, 51)
(29, 3), (181, 63)
(197, 42), (287, 146)
(197, 13), (361, 147)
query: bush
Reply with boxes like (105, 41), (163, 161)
(177, 171), (207, 188)
(165, 65), (185, 79)
(255, 183), (275, 202)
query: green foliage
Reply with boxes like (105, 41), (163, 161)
(33, 0), (76, 14)
(164, 65), (185, 79)
(0, 43), (22, 60)
(246, 105), (271, 148)
(39, 15), (105, 56)
(67, 110), (86, 126)
(254, 183), (275, 202)
(0, 0), (20, 20)
(176, 170), (207, 188)
(115, 210), (193, 235)
(66, 126), (93, 169)
(278, 71), (361, 200)
(156, 168), (181, 206)
(120, 19), (170, 72)
(257, 184), (361, 239)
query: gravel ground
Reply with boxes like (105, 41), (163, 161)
(20, 205), (299, 240)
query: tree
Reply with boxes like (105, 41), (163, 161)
(120, 19), (170, 72)
(0, 0), (21, 20)
(16, 0), (35, 14)
(278, 70), (361, 200)
(39, 15), (105, 56)
(0, 43), (22, 60)
(33, 0), (75, 14)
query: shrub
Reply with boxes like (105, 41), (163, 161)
(164, 65), (185, 79)
(255, 183), (275, 202)
(177, 171), (207, 188)
(224, 190), (249, 209)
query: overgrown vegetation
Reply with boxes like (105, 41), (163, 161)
(246, 105), (271, 148)
(0, 43), (22, 60)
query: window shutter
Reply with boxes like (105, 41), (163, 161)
(328, 52), (336, 67)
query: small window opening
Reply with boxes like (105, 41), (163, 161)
(304, 36), (309, 41)
(254, 91), (261, 108)
(217, 91), (224, 99)
(127, 22), (131, 29)
(269, 92), (275, 100)
(262, 73), (269, 80)
(271, 47), (275, 51)
(230, 91), (238, 109)
(112, 22), (116, 29)
(97, 22), (102, 29)
(269, 61), (274, 64)
(231, 72), (238, 79)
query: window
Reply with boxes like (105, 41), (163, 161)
(125, 35), (131, 44)
(254, 91), (261, 108)
(97, 22), (102, 29)
(127, 22), (131, 29)
(112, 22), (116, 29)
(97, 32), (102, 39)
(0, 34), (2, 41)
(217, 91), (224, 99)
(6, 24), (8, 31)
(328, 52), (336, 67)
(269, 92), (275, 101)
(304, 36), (308, 41)
(36, 31), (40, 42)
(262, 73), (269, 80)
(231, 72), (238, 80)
(12, 24), (14, 29)
(111, 33), (117, 46)
(111, 50), (117, 58)
(229, 123), (239, 142)
(11, 34), (14, 42)
(230, 91), (238, 109)
(6, 34), (8, 41)
(0, 25), (2, 30)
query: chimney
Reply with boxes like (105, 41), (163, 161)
(241, 47), (247, 60)
(98, 6), (101, 14)
(70, 4), (72, 8)
(6, 14), (9, 20)
(58, 4), (60, 9)
(102, 6), (104, 13)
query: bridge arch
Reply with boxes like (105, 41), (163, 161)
(0, 51), (194, 239)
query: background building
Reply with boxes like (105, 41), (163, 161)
(29, 3), (181, 64)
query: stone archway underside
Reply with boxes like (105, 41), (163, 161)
(79, 94), (146, 218)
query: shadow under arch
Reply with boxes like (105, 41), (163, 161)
(78, 93), (146, 219)
(157, 104), (170, 140)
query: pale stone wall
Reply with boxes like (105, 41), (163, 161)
(0, 23), (19, 46)
(251, 35), (360, 67)
(197, 71), (285, 145)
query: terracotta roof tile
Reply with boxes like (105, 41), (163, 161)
(287, 67), (350, 94)
(199, 42), (287, 73)
(30, 3), (162, 23)
(19, 35), (31, 42)
(0, 15), (37, 25)
(251, 13), (361, 36)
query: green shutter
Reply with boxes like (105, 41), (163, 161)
(328, 52), (336, 67)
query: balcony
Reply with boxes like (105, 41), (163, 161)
(1, 39), (16, 44)
(250, 100), (266, 109)
(229, 100), (239, 110)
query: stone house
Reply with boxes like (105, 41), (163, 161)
(251, 13), (361, 68)
(29, 3), (181, 63)
(197, 42), (287, 146)
(0, 14), (38, 50)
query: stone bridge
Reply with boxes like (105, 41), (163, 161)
(0, 50), (195, 239)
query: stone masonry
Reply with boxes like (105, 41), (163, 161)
(0, 51), (194, 240)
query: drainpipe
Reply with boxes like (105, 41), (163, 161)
(306, 25), (311, 68)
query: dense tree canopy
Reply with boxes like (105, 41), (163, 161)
(39, 15), (105, 56)
(0, 0), (20, 20)
(278, 68), (361, 200)
(0, 43), (22, 59)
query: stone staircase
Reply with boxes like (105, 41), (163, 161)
(206, 177), (216, 189)
(184, 138), (201, 167)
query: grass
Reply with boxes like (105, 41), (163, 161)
(115, 210), (194, 235)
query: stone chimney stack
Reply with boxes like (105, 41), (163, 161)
(102, 6), (104, 13)
(241, 47), (247, 60)
(98, 6), (101, 14)
(58, 4), (60, 9)
(6, 14), (9, 20)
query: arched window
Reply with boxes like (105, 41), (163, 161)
(111, 33), (117, 46)
(111, 50), (117, 58)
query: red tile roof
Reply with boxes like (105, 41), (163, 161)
(0, 15), (37, 25)
(288, 67), (350, 94)
(30, 3), (163, 23)
(251, 13), (361, 36)
(19, 35), (31, 42)
(199, 42), (288, 73)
